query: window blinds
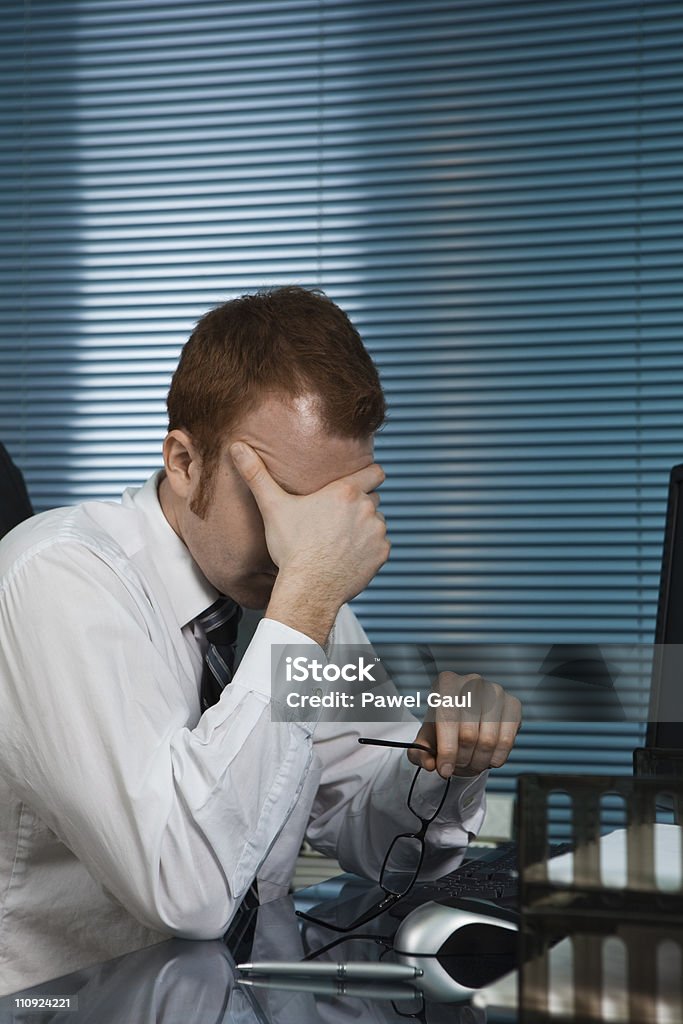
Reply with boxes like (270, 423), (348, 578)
(2, 1), (683, 828)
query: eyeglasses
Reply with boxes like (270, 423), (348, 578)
(296, 738), (450, 935)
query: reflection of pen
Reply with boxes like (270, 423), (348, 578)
(239, 977), (418, 1000)
(237, 961), (423, 980)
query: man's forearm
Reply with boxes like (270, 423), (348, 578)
(265, 571), (341, 648)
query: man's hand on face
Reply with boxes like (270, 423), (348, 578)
(230, 441), (390, 611)
(408, 672), (522, 779)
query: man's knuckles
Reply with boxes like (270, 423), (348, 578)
(456, 723), (480, 746)
(333, 478), (362, 505)
(472, 735), (498, 755)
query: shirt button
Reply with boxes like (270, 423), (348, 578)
(313, 687), (323, 699)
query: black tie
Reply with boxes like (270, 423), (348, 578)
(196, 597), (260, 921)
(196, 597), (242, 712)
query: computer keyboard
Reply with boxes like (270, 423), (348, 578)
(388, 841), (573, 919)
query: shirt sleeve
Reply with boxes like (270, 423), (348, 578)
(0, 539), (319, 939)
(305, 604), (488, 880)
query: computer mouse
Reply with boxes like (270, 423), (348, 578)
(392, 896), (519, 1002)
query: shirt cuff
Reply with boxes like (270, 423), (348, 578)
(441, 770), (489, 836)
(231, 617), (324, 700)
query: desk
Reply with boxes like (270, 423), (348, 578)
(3, 874), (682, 1023)
(0, 876), (511, 1024)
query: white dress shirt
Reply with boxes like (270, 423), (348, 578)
(0, 472), (486, 995)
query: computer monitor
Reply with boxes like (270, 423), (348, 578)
(644, 463), (683, 754)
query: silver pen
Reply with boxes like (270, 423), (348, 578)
(238, 977), (419, 999)
(237, 961), (423, 981)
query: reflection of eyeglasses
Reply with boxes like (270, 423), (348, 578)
(297, 738), (450, 935)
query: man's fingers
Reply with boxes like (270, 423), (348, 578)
(464, 720), (501, 774)
(428, 672), (473, 777)
(230, 442), (284, 512)
(427, 675), (519, 777)
(408, 723), (437, 771)
(439, 718), (476, 777)
(489, 695), (522, 768)
(465, 681), (505, 773)
(346, 462), (386, 495)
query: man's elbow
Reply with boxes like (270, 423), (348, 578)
(158, 902), (232, 939)
(137, 882), (234, 939)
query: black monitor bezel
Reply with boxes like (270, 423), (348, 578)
(646, 463), (683, 748)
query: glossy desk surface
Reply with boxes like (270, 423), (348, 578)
(1, 875), (512, 1024)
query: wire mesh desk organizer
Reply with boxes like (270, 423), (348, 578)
(517, 773), (683, 1024)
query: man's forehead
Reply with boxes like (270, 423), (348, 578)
(253, 436), (375, 496)
(228, 393), (374, 495)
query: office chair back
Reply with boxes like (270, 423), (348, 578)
(0, 442), (33, 540)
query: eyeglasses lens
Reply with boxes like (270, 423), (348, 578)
(408, 767), (450, 821)
(379, 834), (423, 893)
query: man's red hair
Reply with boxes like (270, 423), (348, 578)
(166, 286), (386, 515)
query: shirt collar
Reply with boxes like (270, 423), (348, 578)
(128, 470), (220, 629)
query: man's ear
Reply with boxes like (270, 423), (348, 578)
(162, 430), (201, 499)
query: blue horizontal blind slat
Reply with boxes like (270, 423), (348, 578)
(3, 0), (682, 829)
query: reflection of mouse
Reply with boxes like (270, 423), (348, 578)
(393, 897), (519, 1002)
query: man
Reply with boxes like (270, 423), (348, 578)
(0, 287), (521, 995)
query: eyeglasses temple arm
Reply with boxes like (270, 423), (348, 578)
(358, 737), (435, 756)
